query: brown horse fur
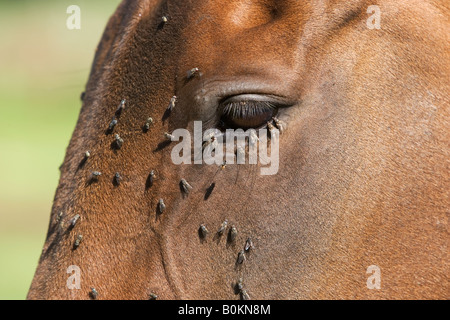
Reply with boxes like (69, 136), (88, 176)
(28, 0), (449, 299)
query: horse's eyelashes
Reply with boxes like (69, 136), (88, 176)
(220, 100), (277, 129)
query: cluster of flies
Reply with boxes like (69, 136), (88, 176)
(66, 35), (203, 299)
(199, 220), (254, 300)
(63, 14), (258, 299)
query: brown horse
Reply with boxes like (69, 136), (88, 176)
(28, 0), (449, 299)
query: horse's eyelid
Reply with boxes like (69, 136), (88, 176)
(220, 100), (277, 117)
(219, 100), (279, 129)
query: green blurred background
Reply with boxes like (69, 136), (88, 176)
(0, 0), (121, 299)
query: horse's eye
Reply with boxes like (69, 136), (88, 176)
(220, 100), (277, 129)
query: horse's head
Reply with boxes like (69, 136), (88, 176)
(28, 0), (449, 299)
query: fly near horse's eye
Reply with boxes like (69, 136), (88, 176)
(220, 100), (278, 130)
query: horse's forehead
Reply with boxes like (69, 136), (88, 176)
(111, 0), (364, 93)
(177, 2), (306, 76)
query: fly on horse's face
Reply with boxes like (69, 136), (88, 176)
(28, 0), (449, 299)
